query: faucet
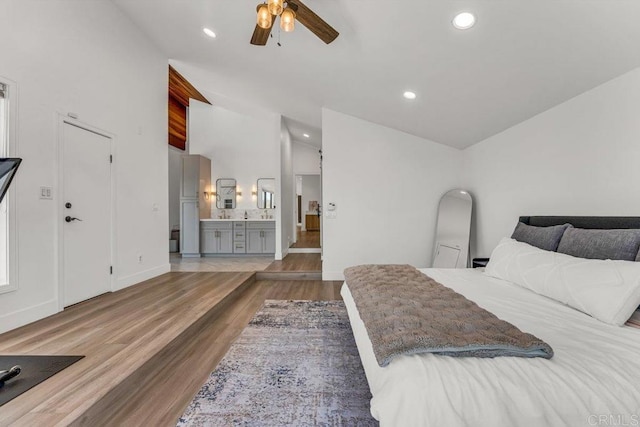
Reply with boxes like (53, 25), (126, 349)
(263, 209), (268, 219)
(220, 209), (226, 219)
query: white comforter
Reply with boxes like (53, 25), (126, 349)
(341, 268), (640, 427)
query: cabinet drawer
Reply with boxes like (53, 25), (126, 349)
(201, 222), (232, 230)
(234, 230), (246, 240)
(246, 221), (275, 229)
(233, 242), (246, 254)
(233, 221), (246, 229)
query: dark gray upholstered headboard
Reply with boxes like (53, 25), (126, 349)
(519, 216), (640, 230)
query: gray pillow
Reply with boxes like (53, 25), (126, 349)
(557, 228), (640, 261)
(511, 222), (572, 252)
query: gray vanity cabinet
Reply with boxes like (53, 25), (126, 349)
(233, 222), (246, 254)
(246, 222), (276, 254)
(180, 155), (211, 257)
(200, 222), (232, 254)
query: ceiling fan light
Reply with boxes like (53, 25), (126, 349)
(280, 7), (296, 32)
(267, 0), (284, 16)
(257, 4), (272, 29)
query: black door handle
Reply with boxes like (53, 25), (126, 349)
(65, 216), (83, 222)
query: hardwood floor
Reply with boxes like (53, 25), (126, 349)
(264, 253), (322, 272)
(290, 226), (321, 248)
(0, 272), (254, 426)
(0, 272), (343, 426)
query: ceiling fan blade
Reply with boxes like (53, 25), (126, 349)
(287, 0), (339, 44)
(251, 5), (276, 46)
(250, 23), (273, 45)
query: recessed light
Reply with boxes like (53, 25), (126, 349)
(203, 28), (217, 38)
(452, 12), (476, 30)
(303, 133), (310, 138)
(403, 91), (417, 100)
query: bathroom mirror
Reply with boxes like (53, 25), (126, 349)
(432, 189), (473, 268)
(216, 178), (237, 209)
(257, 178), (275, 209)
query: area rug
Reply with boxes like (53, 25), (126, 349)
(0, 355), (84, 406)
(177, 300), (378, 426)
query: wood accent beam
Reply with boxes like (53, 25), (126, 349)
(168, 65), (211, 150)
(168, 96), (187, 150)
(169, 65), (210, 107)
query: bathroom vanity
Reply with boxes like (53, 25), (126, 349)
(200, 219), (275, 255)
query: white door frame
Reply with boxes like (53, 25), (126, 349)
(56, 115), (116, 311)
(290, 172), (322, 254)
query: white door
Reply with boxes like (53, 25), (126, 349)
(62, 122), (112, 306)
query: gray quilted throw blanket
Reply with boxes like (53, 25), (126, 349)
(344, 264), (553, 367)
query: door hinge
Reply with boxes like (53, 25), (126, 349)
(110, 266), (113, 274)
(109, 155), (113, 163)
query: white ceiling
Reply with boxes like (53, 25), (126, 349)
(113, 0), (640, 149)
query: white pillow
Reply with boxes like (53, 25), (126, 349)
(485, 237), (640, 326)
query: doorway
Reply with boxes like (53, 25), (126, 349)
(290, 174), (321, 251)
(59, 120), (113, 307)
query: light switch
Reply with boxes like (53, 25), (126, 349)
(40, 187), (53, 200)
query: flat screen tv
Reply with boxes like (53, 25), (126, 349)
(0, 158), (21, 204)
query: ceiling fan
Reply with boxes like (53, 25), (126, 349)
(251, 0), (339, 46)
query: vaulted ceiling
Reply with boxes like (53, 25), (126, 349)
(113, 0), (640, 149)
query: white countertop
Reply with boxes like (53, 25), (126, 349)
(201, 218), (275, 222)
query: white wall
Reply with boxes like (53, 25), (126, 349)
(279, 120), (294, 257)
(322, 109), (462, 280)
(188, 101), (280, 215)
(293, 142), (321, 175)
(0, 0), (169, 333)
(463, 66), (640, 259)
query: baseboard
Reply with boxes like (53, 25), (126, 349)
(322, 271), (345, 281)
(288, 248), (322, 254)
(0, 298), (59, 334)
(115, 264), (171, 292)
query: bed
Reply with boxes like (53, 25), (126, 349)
(341, 216), (640, 427)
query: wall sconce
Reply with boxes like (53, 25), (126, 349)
(251, 189), (257, 197)
(236, 188), (242, 197)
(204, 191), (210, 200)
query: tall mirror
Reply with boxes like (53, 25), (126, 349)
(216, 178), (237, 209)
(432, 189), (473, 268)
(257, 178), (275, 209)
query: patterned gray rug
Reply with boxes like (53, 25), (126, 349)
(177, 300), (378, 426)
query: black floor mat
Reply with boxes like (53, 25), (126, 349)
(0, 355), (84, 407)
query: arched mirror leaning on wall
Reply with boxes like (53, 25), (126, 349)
(432, 189), (473, 268)
(257, 178), (275, 209)
(216, 178), (237, 209)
